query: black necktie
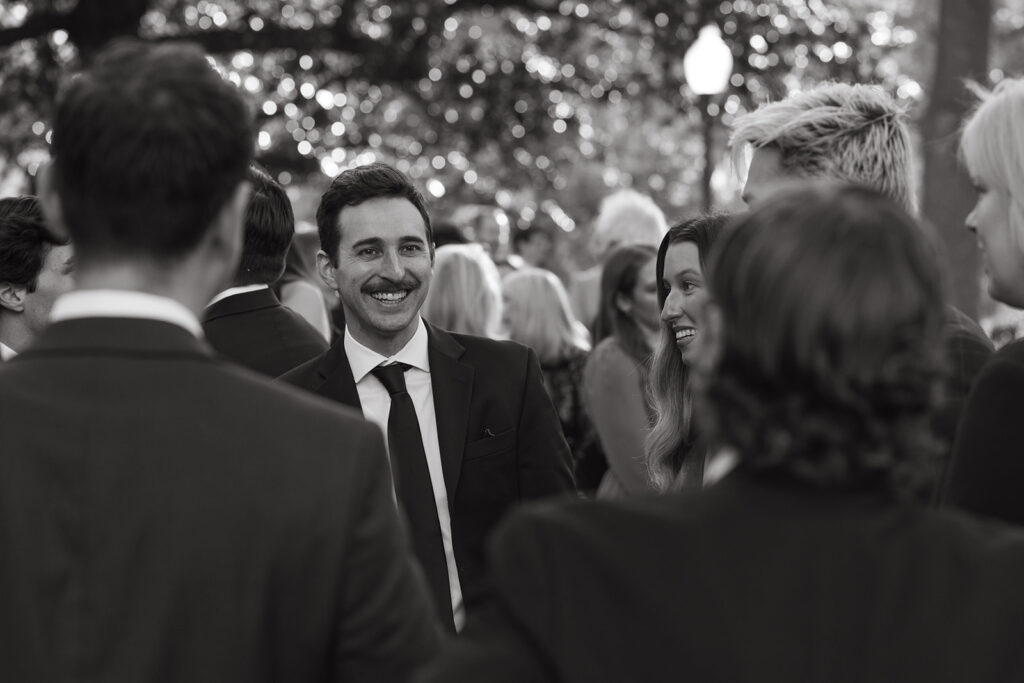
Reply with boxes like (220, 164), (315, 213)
(370, 362), (455, 631)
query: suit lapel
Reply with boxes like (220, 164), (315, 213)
(427, 324), (473, 497)
(313, 342), (362, 411)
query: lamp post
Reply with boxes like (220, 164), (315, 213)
(683, 23), (734, 211)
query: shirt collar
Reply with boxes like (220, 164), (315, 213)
(50, 289), (204, 338)
(344, 317), (430, 383)
(207, 284), (270, 307)
(0, 342), (17, 361)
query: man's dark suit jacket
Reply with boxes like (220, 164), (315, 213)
(944, 338), (1024, 524)
(422, 473), (1024, 683)
(0, 317), (440, 683)
(202, 287), (328, 378)
(280, 323), (576, 623)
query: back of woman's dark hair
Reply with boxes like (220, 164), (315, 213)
(701, 182), (946, 498)
(595, 243), (657, 363)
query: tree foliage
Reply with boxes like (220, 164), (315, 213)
(0, 0), (939, 232)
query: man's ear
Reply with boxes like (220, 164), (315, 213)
(316, 250), (338, 292)
(35, 162), (70, 241)
(0, 283), (27, 314)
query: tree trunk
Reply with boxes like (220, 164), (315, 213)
(920, 0), (991, 320)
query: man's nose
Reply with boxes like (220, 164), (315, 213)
(380, 249), (405, 278)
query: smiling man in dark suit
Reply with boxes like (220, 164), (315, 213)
(281, 162), (576, 632)
(0, 41), (439, 682)
(202, 165), (327, 377)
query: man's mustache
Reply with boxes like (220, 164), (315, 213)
(362, 278), (421, 293)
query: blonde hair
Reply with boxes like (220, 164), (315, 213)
(730, 82), (916, 213)
(503, 268), (590, 363)
(961, 78), (1024, 301)
(592, 189), (668, 255)
(423, 243), (504, 338)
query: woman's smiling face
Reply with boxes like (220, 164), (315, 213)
(660, 241), (707, 365)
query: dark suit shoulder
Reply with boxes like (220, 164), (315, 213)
(448, 332), (532, 360)
(277, 349), (327, 388)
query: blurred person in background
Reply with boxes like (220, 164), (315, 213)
(422, 243), (505, 339)
(568, 189), (667, 333)
(646, 213), (730, 491)
(0, 195), (74, 360)
(451, 204), (520, 276)
(274, 229), (333, 342)
(944, 78), (1024, 524)
(420, 182), (1024, 683)
(503, 267), (604, 493)
(731, 81), (994, 498)
(432, 220), (471, 249)
(203, 165), (328, 377)
(511, 223), (554, 270)
(582, 243), (660, 498)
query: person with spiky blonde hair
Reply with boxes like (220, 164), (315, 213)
(728, 81), (993, 500)
(731, 82), (916, 213)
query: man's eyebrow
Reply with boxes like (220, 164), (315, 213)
(350, 237), (383, 249)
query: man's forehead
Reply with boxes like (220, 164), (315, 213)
(337, 197), (427, 237)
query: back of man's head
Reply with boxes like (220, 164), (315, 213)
(235, 165), (294, 286)
(49, 40), (254, 264)
(730, 82), (915, 213)
(0, 196), (65, 297)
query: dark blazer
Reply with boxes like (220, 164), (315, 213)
(943, 338), (1024, 524)
(280, 323), (576, 623)
(422, 473), (1024, 683)
(0, 317), (440, 683)
(932, 306), (993, 497)
(202, 287), (327, 378)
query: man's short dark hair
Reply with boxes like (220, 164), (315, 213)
(0, 196), (67, 292)
(512, 224), (553, 249)
(316, 162), (433, 267)
(50, 40), (254, 263)
(235, 165), (294, 286)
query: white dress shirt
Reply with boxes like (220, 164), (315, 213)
(50, 289), (204, 338)
(344, 317), (465, 631)
(207, 284), (270, 307)
(0, 342), (17, 361)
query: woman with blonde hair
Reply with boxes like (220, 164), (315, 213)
(422, 243), (504, 338)
(944, 78), (1024, 523)
(503, 268), (603, 490)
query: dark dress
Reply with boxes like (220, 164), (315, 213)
(539, 347), (605, 493)
(943, 338), (1024, 523)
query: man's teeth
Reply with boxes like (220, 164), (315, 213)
(675, 329), (696, 340)
(371, 291), (409, 302)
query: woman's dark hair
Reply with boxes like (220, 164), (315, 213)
(701, 182), (946, 498)
(655, 212), (732, 308)
(594, 243), (658, 363)
(646, 212), (731, 489)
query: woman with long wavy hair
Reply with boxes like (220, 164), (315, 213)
(645, 213), (730, 491)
